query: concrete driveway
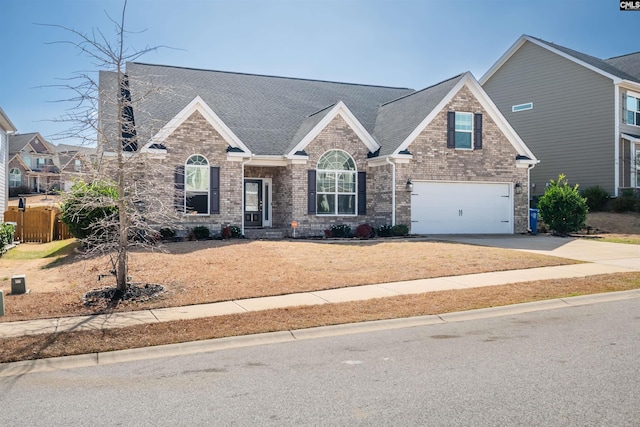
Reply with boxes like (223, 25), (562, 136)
(434, 235), (640, 271)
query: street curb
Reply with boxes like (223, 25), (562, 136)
(2, 289), (640, 377)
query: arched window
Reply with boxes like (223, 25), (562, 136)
(9, 168), (21, 188)
(185, 155), (209, 214)
(316, 150), (356, 215)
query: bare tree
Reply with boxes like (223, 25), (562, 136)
(48, 0), (176, 293)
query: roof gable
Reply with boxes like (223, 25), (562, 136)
(391, 72), (536, 160)
(286, 101), (380, 158)
(8, 132), (55, 155)
(141, 95), (250, 155)
(374, 74), (465, 156)
(480, 35), (640, 86)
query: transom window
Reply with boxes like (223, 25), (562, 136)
(626, 94), (640, 126)
(185, 154), (209, 214)
(9, 168), (21, 188)
(316, 150), (356, 215)
(454, 112), (473, 149)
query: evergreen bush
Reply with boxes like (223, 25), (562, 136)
(537, 174), (588, 235)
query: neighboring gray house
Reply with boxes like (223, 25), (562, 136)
(99, 63), (537, 237)
(481, 34), (640, 197)
(0, 107), (18, 221)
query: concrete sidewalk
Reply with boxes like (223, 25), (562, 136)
(0, 235), (638, 339)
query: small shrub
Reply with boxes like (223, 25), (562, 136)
(323, 229), (332, 238)
(9, 186), (30, 198)
(0, 223), (16, 256)
(191, 226), (210, 240)
(375, 224), (394, 237)
(229, 225), (242, 238)
(609, 189), (638, 213)
(537, 174), (588, 235)
(329, 224), (351, 238)
(159, 228), (176, 240)
(580, 186), (609, 212)
(355, 223), (374, 239)
(392, 224), (409, 236)
(221, 225), (242, 239)
(60, 181), (119, 240)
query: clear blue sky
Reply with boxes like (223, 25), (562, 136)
(1, 0), (638, 144)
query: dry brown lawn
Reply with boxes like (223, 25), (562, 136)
(1, 239), (577, 322)
(1, 210), (639, 364)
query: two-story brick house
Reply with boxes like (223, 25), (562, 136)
(8, 132), (60, 195)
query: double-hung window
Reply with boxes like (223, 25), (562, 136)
(316, 150), (356, 216)
(185, 155), (210, 214)
(9, 168), (21, 188)
(454, 112), (473, 149)
(626, 94), (640, 126)
(447, 111), (482, 150)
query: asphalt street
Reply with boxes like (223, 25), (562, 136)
(1, 297), (639, 426)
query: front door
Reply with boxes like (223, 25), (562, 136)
(244, 179), (263, 227)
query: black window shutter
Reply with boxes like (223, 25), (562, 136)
(474, 113), (483, 149)
(357, 171), (366, 215)
(174, 166), (184, 213)
(447, 111), (455, 148)
(308, 170), (316, 214)
(622, 93), (627, 124)
(210, 166), (220, 214)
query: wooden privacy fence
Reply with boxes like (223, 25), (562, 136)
(4, 206), (73, 243)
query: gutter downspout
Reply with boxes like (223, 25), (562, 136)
(241, 156), (253, 236)
(614, 85), (620, 197)
(385, 158), (396, 226)
(527, 161), (538, 232)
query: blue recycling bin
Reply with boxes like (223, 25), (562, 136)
(529, 208), (539, 235)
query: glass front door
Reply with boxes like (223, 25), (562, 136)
(244, 179), (263, 227)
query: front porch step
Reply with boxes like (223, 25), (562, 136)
(243, 228), (289, 240)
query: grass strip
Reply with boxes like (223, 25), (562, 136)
(1, 272), (639, 364)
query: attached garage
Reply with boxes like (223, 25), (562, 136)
(410, 181), (513, 234)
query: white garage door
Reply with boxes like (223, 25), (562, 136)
(411, 181), (513, 234)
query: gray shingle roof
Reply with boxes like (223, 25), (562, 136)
(530, 36), (640, 83)
(374, 74), (465, 156)
(605, 52), (640, 81)
(8, 133), (38, 154)
(121, 62), (415, 155)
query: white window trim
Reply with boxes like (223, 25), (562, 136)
(454, 112), (474, 150)
(184, 154), (210, 216)
(626, 92), (640, 127)
(9, 168), (21, 187)
(512, 102), (533, 112)
(316, 150), (357, 216)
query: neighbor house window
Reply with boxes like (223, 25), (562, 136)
(447, 111), (483, 150)
(9, 168), (21, 188)
(316, 150), (356, 215)
(36, 158), (46, 169)
(185, 154), (210, 214)
(626, 94), (640, 126)
(74, 159), (82, 172)
(512, 102), (533, 112)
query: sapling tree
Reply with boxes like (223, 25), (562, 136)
(50, 0), (177, 293)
